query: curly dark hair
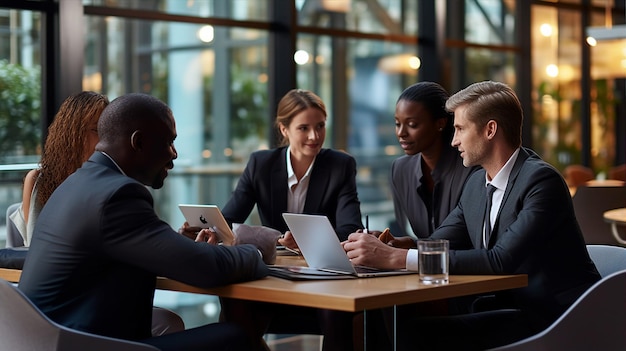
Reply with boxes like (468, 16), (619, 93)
(36, 91), (109, 207)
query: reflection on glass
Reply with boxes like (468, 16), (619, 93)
(83, 0), (270, 21)
(531, 4), (621, 175)
(0, 9), (42, 163)
(84, 15), (268, 222)
(465, 0), (516, 45)
(297, 0), (418, 35)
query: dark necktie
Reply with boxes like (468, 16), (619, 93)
(483, 184), (497, 248)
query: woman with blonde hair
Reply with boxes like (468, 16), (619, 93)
(219, 88), (363, 351)
(222, 88), (363, 246)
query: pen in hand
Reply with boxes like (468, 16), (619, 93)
(364, 215), (369, 234)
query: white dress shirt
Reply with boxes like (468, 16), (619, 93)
(405, 148), (521, 271)
(286, 146), (316, 214)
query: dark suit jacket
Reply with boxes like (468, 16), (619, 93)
(432, 148), (600, 326)
(19, 152), (268, 341)
(222, 147), (363, 240)
(390, 143), (478, 237)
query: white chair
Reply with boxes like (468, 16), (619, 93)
(5, 202), (24, 248)
(0, 279), (160, 351)
(572, 185), (626, 246)
(490, 245), (626, 351)
(586, 244), (626, 278)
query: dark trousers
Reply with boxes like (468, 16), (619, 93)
(141, 322), (252, 351)
(382, 306), (540, 351)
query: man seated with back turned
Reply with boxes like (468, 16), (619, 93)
(18, 93), (271, 351)
(342, 81), (601, 350)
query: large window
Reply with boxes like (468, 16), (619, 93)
(531, 2), (625, 176)
(0, 7), (42, 234)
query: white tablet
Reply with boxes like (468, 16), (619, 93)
(178, 204), (235, 245)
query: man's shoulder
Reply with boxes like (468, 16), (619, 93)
(518, 148), (560, 177)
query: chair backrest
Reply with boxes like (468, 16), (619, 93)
(489, 269), (626, 351)
(0, 279), (160, 351)
(563, 165), (594, 187)
(572, 185), (626, 246)
(586, 244), (626, 278)
(5, 202), (24, 248)
(608, 164), (626, 181)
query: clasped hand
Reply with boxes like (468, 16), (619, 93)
(341, 229), (414, 270)
(178, 222), (280, 265)
(178, 222), (220, 244)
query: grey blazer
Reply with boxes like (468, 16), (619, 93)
(432, 147), (600, 326)
(390, 143), (477, 237)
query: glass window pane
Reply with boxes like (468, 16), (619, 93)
(296, 34), (421, 230)
(0, 9), (42, 164)
(531, 6), (584, 172)
(83, 0), (270, 21)
(588, 10), (623, 175)
(465, 0), (516, 45)
(0, 8), (42, 244)
(85, 15), (268, 224)
(297, 0), (418, 35)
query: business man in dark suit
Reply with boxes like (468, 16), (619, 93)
(343, 81), (600, 350)
(18, 93), (271, 351)
(221, 146), (363, 240)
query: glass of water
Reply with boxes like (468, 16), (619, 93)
(417, 239), (449, 284)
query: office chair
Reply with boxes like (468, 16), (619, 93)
(572, 185), (626, 246)
(0, 279), (160, 351)
(489, 269), (626, 351)
(490, 245), (626, 351)
(608, 164), (626, 181)
(586, 244), (626, 278)
(5, 202), (24, 248)
(563, 165), (594, 187)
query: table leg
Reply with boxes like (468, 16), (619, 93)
(393, 305), (397, 351)
(363, 309), (367, 351)
(610, 223), (626, 245)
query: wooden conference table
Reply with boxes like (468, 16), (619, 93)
(0, 256), (526, 350)
(604, 208), (626, 246)
(0, 255), (527, 313)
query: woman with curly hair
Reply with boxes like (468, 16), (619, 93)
(9, 91), (186, 337)
(11, 91), (109, 247)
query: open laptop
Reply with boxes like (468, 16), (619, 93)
(281, 213), (414, 278)
(178, 204), (235, 245)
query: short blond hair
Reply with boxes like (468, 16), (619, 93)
(446, 81), (522, 148)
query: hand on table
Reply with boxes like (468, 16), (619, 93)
(277, 231), (299, 250)
(342, 232), (408, 270)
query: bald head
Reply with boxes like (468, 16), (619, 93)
(95, 93), (178, 188)
(97, 93), (173, 147)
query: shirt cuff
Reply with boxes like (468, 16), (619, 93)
(406, 249), (418, 271)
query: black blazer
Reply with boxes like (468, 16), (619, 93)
(19, 152), (268, 341)
(432, 148), (601, 326)
(222, 147), (363, 240)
